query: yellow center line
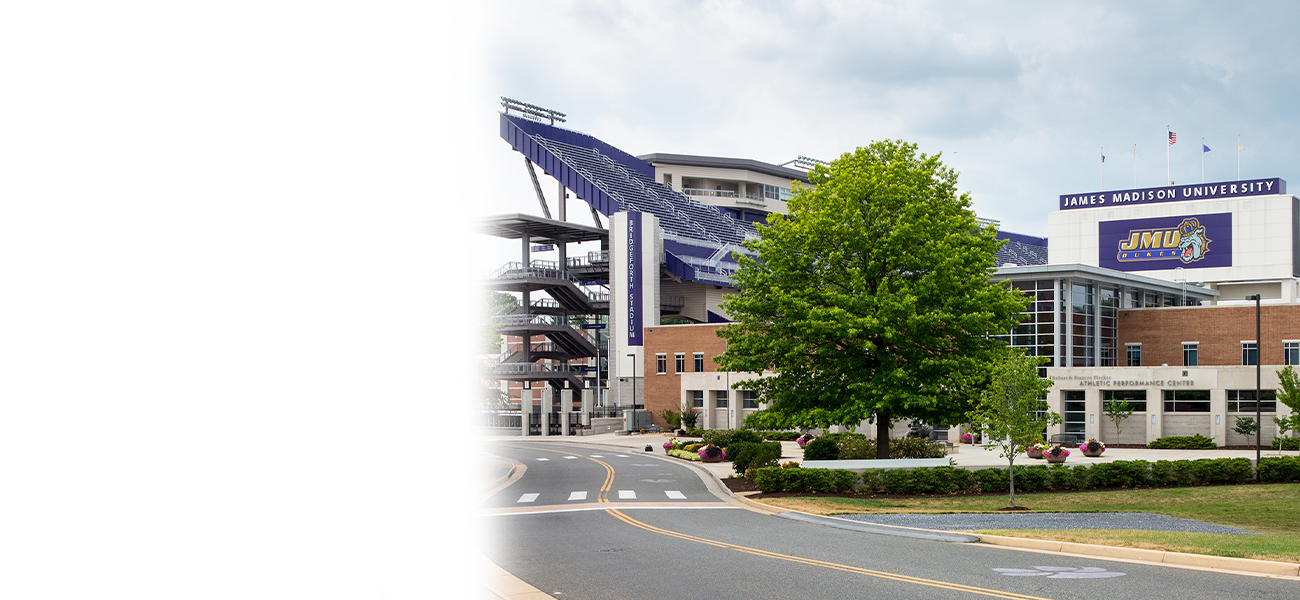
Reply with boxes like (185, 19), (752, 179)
(607, 509), (1054, 600)
(500, 442), (1053, 600)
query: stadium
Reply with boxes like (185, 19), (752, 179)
(483, 98), (1300, 447)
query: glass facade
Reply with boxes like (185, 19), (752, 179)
(1227, 389), (1276, 413)
(995, 274), (1210, 372)
(1164, 390), (1211, 412)
(1102, 389), (1147, 412)
(1063, 390), (1086, 433)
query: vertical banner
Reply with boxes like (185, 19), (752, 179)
(627, 212), (643, 346)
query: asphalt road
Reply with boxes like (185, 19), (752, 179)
(482, 441), (1298, 600)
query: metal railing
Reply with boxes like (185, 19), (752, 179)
(487, 261), (579, 283)
(682, 188), (770, 203)
(480, 412), (522, 429)
(661, 295), (686, 309)
(490, 362), (582, 375)
(490, 314), (573, 327)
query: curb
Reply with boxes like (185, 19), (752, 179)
(977, 534), (1300, 578)
(479, 553), (551, 600)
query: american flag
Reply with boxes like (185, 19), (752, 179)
(1168, 131), (1177, 145)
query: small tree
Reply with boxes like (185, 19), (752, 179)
(657, 408), (682, 430)
(1277, 366), (1300, 456)
(967, 351), (1060, 508)
(1103, 398), (1135, 438)
(1233, 416), (1259, 439)
(1275, 416), (1296, 455)
(465, 270), (509, 415)
(680, 406), (700, 430)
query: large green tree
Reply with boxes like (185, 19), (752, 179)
(465, 271), (509, 418)
(716, 140), (1027, 458)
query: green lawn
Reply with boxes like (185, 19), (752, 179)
(756, 484), (1300, 564)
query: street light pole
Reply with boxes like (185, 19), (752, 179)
(627, 353), (638, 409)
(1248, 294), (1262, 481)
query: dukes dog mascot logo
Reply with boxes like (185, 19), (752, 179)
(1117, 217), (1211, 263)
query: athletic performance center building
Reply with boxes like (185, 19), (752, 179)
(484, 106), (1300, 445)
(1032, 179), (1300, 446)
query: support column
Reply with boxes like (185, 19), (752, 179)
(560, 389), (574, 415)
(562, 411), (572, 436)
(520, 389), (534, 437)
(1210, 389), (1228, 447)
(1146, 386), (1163, 444)
(558, 181), (566, 221)
(541, 410), (552, 437)
(580, 389), (593, 426)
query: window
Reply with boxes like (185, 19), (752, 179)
(674, 353), (685, 373)
(655, 354), (666, 374)
(1164, 390), (1211, 412)
(714, 390), (729, 408)
(1243, 342), (1258, 366)
(692, 390), (704, 408)
(1063, 390), (1086, 433)
(741, 390), (759, 409)
(1285, 341), (1299, 366)
(1227, 390), (1277, 413)
(1126, 344), (1141, 366)
(694, 353), (704, 372)
(1183, 343), (1198, 366)
(1102, 389), (1147, 412)
(663, 173), (672, 187)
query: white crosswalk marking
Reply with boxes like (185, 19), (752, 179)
(665, 491), (686, 499)
(517, 493), (539, 503)
(568, 491), (587, 501)
(563, 456), (578, 459)
(536, 458), (549, 462)
(618, 490), (636, 499)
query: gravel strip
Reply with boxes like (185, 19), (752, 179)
(838, 512), (1258, 535)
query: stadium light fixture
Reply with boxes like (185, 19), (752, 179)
(501, 96), (567, 125)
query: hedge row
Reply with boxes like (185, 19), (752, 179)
(752, 456), (1300, 494)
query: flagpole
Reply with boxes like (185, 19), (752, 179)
(1100, 146), (1104, 189)
(1237, 133), (1241, 180)
(1134, 143), (1137, 188)
(1201, 136), (1205, 183)
(1167, 125), (1171, 184)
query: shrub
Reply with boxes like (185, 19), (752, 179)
(683, 428), (706, 438)
(837, 436), (877, 459)
(1047, 464), (1078, 490)
(754, 467), (785, 492)
(974, 468), (1008, 493)
(1150, 459), (1191, 486)
(888, 438), (947, 459)
(1149, 434), (1217, 449)
(1087, 460), (1151, 488)
(1258, 456), (1300, 482)
(730, 441), (782, 475)
(657, 408), (681, 429)
(702, 428), (763, 450)
(781, 461), (801, 468)
(752, 430), (802, 441)
(1271, 437), (1300, 451)
(684, 443), (703, 453)
(1010, 465), (1050, 492)
(803, 437), (840, 460)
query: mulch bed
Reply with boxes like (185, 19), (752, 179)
(722, 477), (759, 493)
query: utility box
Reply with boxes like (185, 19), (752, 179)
(623, 409), (652, 431)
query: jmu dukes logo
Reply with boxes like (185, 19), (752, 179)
(1116, 217), (1211, 263)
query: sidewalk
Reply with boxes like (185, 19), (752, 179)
(482, 430), (1286, 475)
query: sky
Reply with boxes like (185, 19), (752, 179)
(473, 1), (1300, 249)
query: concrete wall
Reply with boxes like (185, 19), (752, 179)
(1047, 192), (1296, 284)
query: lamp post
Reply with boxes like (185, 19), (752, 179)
(627, 353), (639, 409)
(1247, 294), (1261, 480)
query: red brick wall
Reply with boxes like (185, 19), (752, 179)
(1119, 305), (1300, 366)
(643, 323), (728, 427)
